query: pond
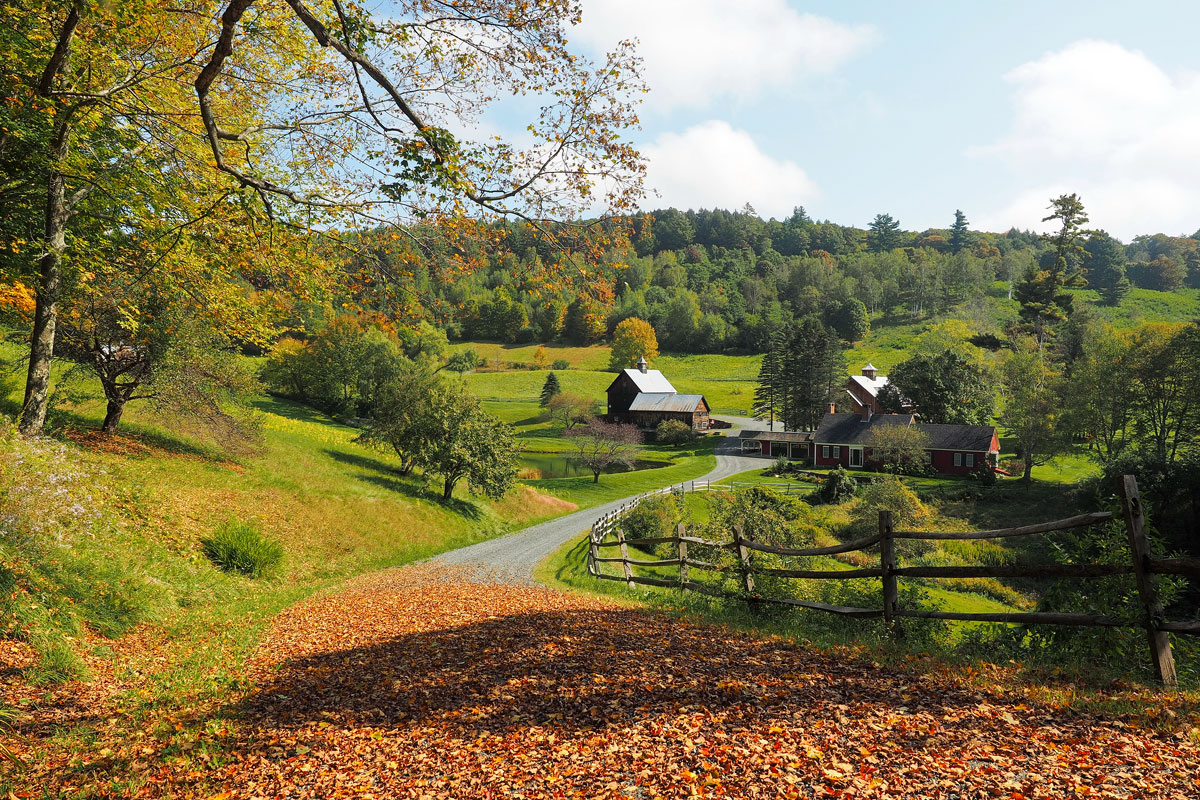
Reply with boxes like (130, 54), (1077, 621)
(517, 453), (669, 480)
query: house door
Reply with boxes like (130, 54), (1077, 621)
(849, 447), (864, 468)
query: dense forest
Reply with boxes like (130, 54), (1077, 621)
(331, 206), (1200, 353)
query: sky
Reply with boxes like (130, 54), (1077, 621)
(546, 0), (1200, 241)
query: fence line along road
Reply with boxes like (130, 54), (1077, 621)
(587, 474), (1199, 688)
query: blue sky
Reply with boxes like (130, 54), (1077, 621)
(556, 0), (1200, 240)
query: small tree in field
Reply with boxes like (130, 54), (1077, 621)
(547, 392), (599, 430)
(539, 372), (562, 407)
(865, 424), (931, 474)
(566, 418), (642, 483)
(655, 419), (697, 446)
(608, 317), (659, 371)
(356, 366), (441, 475)
(418, 382), (521, 501)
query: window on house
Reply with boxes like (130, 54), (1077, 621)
(953, 453), (962, 467)
(924, 451), (932, 464)
(821, 445), (830, 459)
(832, 446), (841, 458)
(966, 453), (975, 468)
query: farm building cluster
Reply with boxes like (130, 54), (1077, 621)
(603, 360), (999, 478)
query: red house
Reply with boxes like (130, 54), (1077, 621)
(740, 410), (999, 478)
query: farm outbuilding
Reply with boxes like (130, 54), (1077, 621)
(605, 357), (710, 431)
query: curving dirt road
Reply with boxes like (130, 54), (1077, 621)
(431, 433), (766, 583)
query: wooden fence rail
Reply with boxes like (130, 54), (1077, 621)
(587, 474), (1200, 687)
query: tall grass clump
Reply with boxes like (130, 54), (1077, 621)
(201, 519), (284, 578)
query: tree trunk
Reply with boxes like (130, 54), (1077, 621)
(1021, 452), (1034, 484)
(101, 398), (125, 433)
(19, 90), (74, 436)
(443, 477), (456, 501)
(592, 470), (601, 483)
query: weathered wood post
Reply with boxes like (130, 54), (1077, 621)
(588, 525), (597, 577)
(879, 510), (903, 640)
(733, 523), (757, 609)
(615, 524), (635, 590)
(677, 523), (688, 591)
(1117, 475), (1177, 687)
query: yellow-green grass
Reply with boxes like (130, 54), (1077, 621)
(0, 340), (578, 696)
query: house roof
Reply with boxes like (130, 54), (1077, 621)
(619, 368), (677, 394)
(916, 423), (998, 453)
(628, 392), (706, 413)
(813, 413), (916, 446)
(813, 413), (998, 453)
(738, 430), (815, 443)
(848, 373), (889, 398)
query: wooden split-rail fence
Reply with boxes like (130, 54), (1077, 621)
(588, 475), (1200, 686)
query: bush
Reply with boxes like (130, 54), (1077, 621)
(770, 455), (791, 476)
(819, 466), (858, 504)
(201, 519), (284, 578)
(621, 494), (683, 544)
(551, 359), (570, 370)
(655, 419), (697, 446)
(852, 477), (931, 531)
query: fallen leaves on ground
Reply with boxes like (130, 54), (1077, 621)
(15, 565), (1200, 798)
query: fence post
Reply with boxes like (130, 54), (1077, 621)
(615, 525), (635, 590)
(1117, 475), (1177, 687)
(587, 527), (597, 577)
(879, 510), (903, 640)
(733, 523), (756, 604)
(677, 523), (688, 590)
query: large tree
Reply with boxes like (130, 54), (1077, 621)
(417, 382), (520, 501)
(1000, 346), (1071, 483)
(868, 213), (903, 253)
(1083, 231), (1131, 306)
(608, 317), (659, 371)
(773, 317), (846, 431)
(878, 349), (995, 425)
(11, 0), (645, 435)
(355, 365), (441, 475)
(1014, 194), (1090, 345)
(948, 209), (970, 254)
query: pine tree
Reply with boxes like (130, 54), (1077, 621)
(1015, 194), (1090, 345)
(752, 343), (784, 429)
(949, 209), (970, 254)
(539, 372), (562, 407)
(1084, 231), (1131, 306)
(868, 213), (903, 253)
(777, 317), (846, 431)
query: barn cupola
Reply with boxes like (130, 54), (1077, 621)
(636, 355), (648, 373)
(862, 363), (878, 380)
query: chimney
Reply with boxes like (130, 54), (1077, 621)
(859, 402), (872, 422)
(636, 355), (648, 374)
(862, 362), (878, 380)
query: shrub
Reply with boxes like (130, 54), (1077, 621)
(852, 477), (931, 531)
(621, 494), (683, 544)
(770, 455), (790, 476)
(819, 466), (858, 504)
(201, 519), (284, 578)
(655, 419), (697, 446)
(551, 359), (570, 370)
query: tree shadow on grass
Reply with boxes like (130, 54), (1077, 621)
(322, 448), (487, 521)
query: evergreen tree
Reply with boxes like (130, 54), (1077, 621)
(1015, 193), (1090, 345)
(868, 213), (903, 253)
(949, 209), (970, 254)
(777, 317), (846, 431)
(1084, 231), (1131, 306)
(752, 343), (783, 429)
(539, 372), (562, 407)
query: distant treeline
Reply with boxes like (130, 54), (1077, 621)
(332, 207), (1200, 353)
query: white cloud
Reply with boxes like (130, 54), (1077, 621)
(573, 0), (878, 110)
(973, 40), (1200, 238)
(643, 121), (817, 217)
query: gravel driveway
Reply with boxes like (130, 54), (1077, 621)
(431, 431), (767, 584)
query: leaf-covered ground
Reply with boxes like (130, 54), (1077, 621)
(15, 565), (1200, 798)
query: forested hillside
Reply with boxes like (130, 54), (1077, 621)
(330, 206), (1200, 353)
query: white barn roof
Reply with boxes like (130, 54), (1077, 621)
(622, 368), (676, 394)
(849, 373), (889, 398)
